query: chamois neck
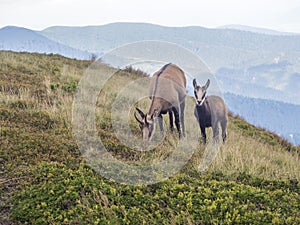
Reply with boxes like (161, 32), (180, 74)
(196, 98), (208, 109)
(148, 100), (162, 118)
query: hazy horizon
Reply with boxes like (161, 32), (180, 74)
(1, 22), (300, 35)
(1, 0), (300, 33)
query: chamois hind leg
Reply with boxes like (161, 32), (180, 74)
(221, 118), (227, 143)
(180, 100), (185, 137)
(158, 114), (164, 135)
(173, 106), (182, 139)
(212, 121), (220, 144)
(168, 110), (174, 133)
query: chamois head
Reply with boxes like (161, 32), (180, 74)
(193, 79), (210, 106)
(134, 107), (156, 141)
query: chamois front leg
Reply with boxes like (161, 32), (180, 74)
(200, 125), (207, 144)
(158, 114), (164, 135)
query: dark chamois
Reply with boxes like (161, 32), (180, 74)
(135, 63), (186, 141)
(193, 79), (228, 143)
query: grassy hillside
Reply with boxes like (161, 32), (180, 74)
(0, 51), (299, 224)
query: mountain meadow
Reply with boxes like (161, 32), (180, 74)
(0, 51), (300, 224)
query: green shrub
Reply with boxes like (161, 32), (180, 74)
(61, 82), (78, 93)
(10, 162), (300, 225)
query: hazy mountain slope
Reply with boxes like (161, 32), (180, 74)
(216, 61), (300, 105)
(0, 26), (92, 59)
(40, 22), (300, 69)
(224, 92), (300, 145)
(40, 22), (300, 105)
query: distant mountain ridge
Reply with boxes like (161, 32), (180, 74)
(40, 22), (300, 65)
(0, 26), (92, 59)
(218, 24), (299, 36)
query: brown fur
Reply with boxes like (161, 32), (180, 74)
(135, 63), (186, 141)
(193, 79), (228, 143)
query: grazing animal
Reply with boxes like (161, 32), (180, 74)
(135, 63), (186, 141)
(193, 79), (227, 144)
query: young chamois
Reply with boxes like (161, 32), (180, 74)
(135, 63), (186, 141)
(193, 79), (227, 144)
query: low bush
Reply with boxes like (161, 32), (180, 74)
(11, 162), (300, 224)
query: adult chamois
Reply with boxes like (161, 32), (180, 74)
(193, 78), (227, 144)
(135, 63), (186, 141)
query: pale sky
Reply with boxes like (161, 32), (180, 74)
(1, 0), (300, 33)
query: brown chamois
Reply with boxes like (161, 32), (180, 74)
(135, 63), (186, 141)
(193, 78), (228, 144)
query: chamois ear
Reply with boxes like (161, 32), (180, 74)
(203, 79), (210, 90)
(193, 78), (197, 88)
